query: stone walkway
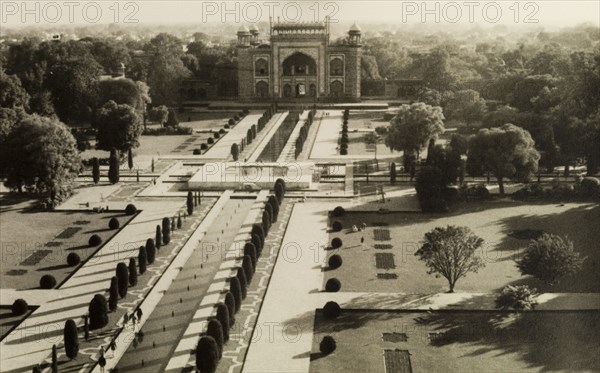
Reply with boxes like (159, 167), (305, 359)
(246, 112), (289, 163)
(199, 114), (261, 160)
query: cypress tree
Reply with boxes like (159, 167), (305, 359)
(128, 258), (137, 286)
(390, 162), (397, 184)
(108, 277), (119, 311)
(162, 217), (171, 244)
(215, 303), (230, 342)
(243, 255), (254, 283)
(155, 225), (162, 251)
(92, 157), (100, 184)
(229, 276), (242, 313)
(127, 148), (133, 170)
(63, 319), (79, 360)
(244, 242), (257, 268)
(177, 215), (182, 229)
(108, 148), (120, 184)
(89, 294), (109, 329)
(196, 336), (219, 373)
(206, 319), (224, 358)
(146, 238), (156, 264)
(236, 268), (247, 300)
(187, 191), (194, 215)
(51, 344), (58, 373)
(224, 292), (236, 325)
(116, 262), (128, 298)
(138, 245), (147, 274)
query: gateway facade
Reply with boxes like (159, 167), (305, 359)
(237, 21), (362, 101)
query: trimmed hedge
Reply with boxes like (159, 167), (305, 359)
(200, 143), (208, 150)
(328, 254), (343, 269)
(125, 204), (137, 215)
(332, 206), (345, 217)
(11, 299), (28, 316)
(325, 278), (341, 292)
(206, 319), (224, 358)
(320, 336), (337, 354)
(67, 253), (81, 266)
(323, 301), (341, 319)
(89, 294), (109, 329)
(207, 137), (214, 144)
(331, 221), (343, 232)
(108, 217), (120, 230)
(40, 274), (57, 289)
(89, 234), (102, 247)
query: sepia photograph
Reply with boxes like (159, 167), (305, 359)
(0, 1), (599, 372)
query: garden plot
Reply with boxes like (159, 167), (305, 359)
(325, 202), (600, 293)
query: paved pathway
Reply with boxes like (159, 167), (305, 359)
(309, 111), (342, 159)
(277, 111), (308, 163)
(200, 115), (261, 160)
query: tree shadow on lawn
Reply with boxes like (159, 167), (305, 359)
(491, 203), (600, 293)
(422, 305), (600, 372)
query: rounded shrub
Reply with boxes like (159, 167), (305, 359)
(328, 254), (343, 269)
(214, 132), (220, 139)
(224, 124), (230, 129)
(332, 206), (346, 217)
(11, 299), (28, 316)
(331, 221), (343, 232)
(108, 217), (120, 230)
(331, 237), (342, 249)
(67, 253), (81, 267)
(234, 115), (239, 121)
(325, 278), (341, 292)
(207, 137), (214, 144)
(228, 118), (235, 126)
(89, 234), (102, 247)
(200, 143), (208, 150)
(219, 128), (226, 134)
(193, 148), (201, 155)
(125, 204), (137, 215)
(320, 336), (336, 354)
(40, 274), (57, 289)
(323, 301), (342, 319)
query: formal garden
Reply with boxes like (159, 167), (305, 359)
(309, 308), (600, 373)
(0, 195), (136, 290)
(324, 201), (599, 294)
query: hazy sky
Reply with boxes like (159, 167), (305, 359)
(1, 1), (599, 27)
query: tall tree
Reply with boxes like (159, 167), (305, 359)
(386, 103), (445, 158)
(467, 124), (540, 194)
(0, 115), (82, 206)
(46, 55), (102, 125)
(108, 149), (120, 184)
(415, 225), (485, 292)
(63, 319), (79, 359)
(94, 100), (143, 152)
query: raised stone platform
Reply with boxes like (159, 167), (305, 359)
(187, 162), (314, 190)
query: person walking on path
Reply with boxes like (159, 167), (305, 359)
(98, 349), (106, 372)
(110, 340), (117, 357)
(361, 236), (365, 248)
(136, 308), (143, 322)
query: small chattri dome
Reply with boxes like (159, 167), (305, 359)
(349, 23), (361, 32)
(238, 25), (250, 33)
(249, 24), (259, 32)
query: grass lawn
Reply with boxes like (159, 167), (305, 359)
(0, 195), (135, 290)
(324, 201), (600, 293)
(0, 306), (36, 341)
(80, 133), (215, 161)
(309, 309), (600, 373)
